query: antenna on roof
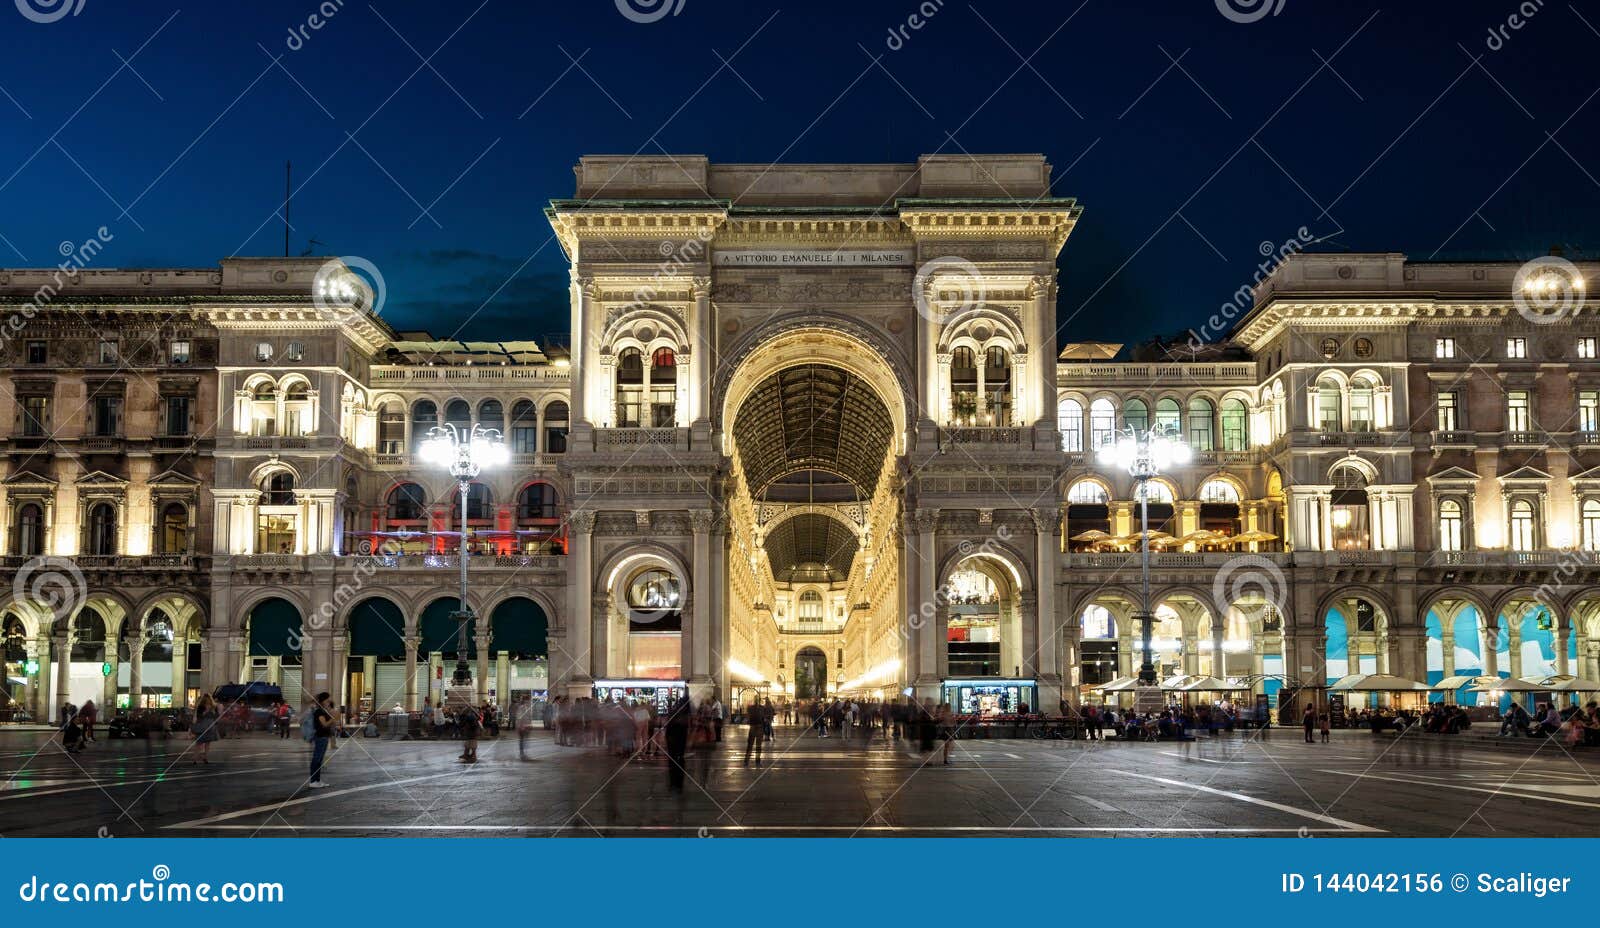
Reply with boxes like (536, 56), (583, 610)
(300, 238), (325, 258)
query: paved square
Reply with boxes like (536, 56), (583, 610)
(3, 727), (1598, 837)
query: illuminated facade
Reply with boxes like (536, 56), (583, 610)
(2, 155), (1599, 721)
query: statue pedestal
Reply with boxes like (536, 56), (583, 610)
(443, 684), (477, 711)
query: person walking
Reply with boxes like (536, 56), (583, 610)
(1319, 708), (1331, 743)
(937, 703), (956, 765)
(664, 696), (692, 793)
(308, 692), (335, 788)
(762, 698), (776, 742)
(80, 700), (98, 743)
(1302, 703), (1317, 743)
(743, 699), (767, 766)
(458, 703), (481, 763)
(192, 694), (219, 764)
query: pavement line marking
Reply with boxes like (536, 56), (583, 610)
(1068, 792), (1119, 812)
(175, 824), (1350, 834)
(1318, 769), (1600, 810)
(1106, 768), (1384, 833)
(0, 767), (274, 802)
(164, 770), (469, 829)
(1159, 751), (1249, 764)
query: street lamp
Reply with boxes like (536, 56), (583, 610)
(1096, 427), (1191, 685)
(418, 423), (509, 692)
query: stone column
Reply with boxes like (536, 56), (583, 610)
(53, 631), (69, 721)
(1481, 618), (1499, 678)
(1507, 627), (1523, 679)
(1028, 276), (1057, 431)
(913, 508), (940, 701)
(1440, 623), (1456, 678)
(690, 277), (713, 441)
(403, 635), (420, 711)
(1032, 507), (1061, 710)
(496, 653), (510, 705)
(688, 509), (715, 700)
(474, 634), (491, 703)
(1211, 618), (1225, 680)
(129, 622), (144, 709)
(564, 510), (596, 696)
(1556, 622), (1571, 677)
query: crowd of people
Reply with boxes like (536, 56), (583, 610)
(1500, 700), (1600, 745)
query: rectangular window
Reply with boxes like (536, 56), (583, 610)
(615, 389), (642, 429)
(544, 426), (568, 454)
(98, 340), (119, 364)
(1060, 415), (1082, 453)
(1436, 390), (1458, 432)
(169, 340), (191, 364)
(164, 395), (191, 437)
(1580, 391), (1599, 433)
(1507, 390), (1530, 433)
(1578, 337), (1597, 360)
(1435, 337), (1455, 359)
(1506, 337), (1526, 359)
(25, 341), (45, 365)
(91, 395), (122, 437)
(21, 395), (49, 437)
(649, 385), (676, 428)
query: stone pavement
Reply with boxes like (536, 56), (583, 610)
(2, 725), (1598, 837)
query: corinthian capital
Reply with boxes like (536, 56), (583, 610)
(569, 509), (598, 534)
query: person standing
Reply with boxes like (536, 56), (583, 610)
(459, 704), (481, 763)
(1319, 708), (1331, 743)
(80, 700), (98, 743)
(1302, 703), (1317, 743)
(664, 696), (692, 793)
(192, 694), (219, 764)
(743, 699), (767, 766)
(762, 698), (776, 742)
(308, 692), (335, 788)
(710, 695), (725, 742)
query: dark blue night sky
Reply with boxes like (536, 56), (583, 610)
(0, 0), (1595, 348)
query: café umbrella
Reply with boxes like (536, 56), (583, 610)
(1327, 673), (1431, 692)
(1536, 675), (1600, 691)
(1466, 677), (1547, 693)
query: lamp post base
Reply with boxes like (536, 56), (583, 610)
(1132, 610), (1157, 685)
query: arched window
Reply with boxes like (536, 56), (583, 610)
(264, 472), (296, 507)
(1123, 398), (1149, 433)
(378, 400), (405, 454)
(627, 568), (681, 611)
(1583, 499), (1600, 552)
(444, 399), (471, 433)
(1089, 398), (1116, 449)
(1186, 397), (1213, 451)
(950, 347), (978, 425)
(159, 502), (189, 554)
(411, 401), (438, 454)
(984, 347), (1012, 426)
(1221, 398), (1249, 451)
(1082, 604), (1114, 639)
(1317, 378), (1342, 431)
(13, 503), (43, 556)
(544, 401), (569, 454)
(1509, 498), (1536, 551)
(282, 381), (312, 436)
(509, 400), (537, 454)
(1330, 465), (1370, 550)
(1438, 499), (1464, 551)
(87, 503), (117, 556)
(1156, 398), (1182, 437)
(650, 348), (677, 427)
(1057, 398), (1083, 452)
(1198, 478), (1241, 536)
(517, 483), (560, 521)
(615, 348), (644, 428)
(71, 608), (106, 662)
(797, 589), (823, 622)
(1349, 379), (1375, 432)
(1138, 481), (1175, 503)
(386, 483), (427, 522)
(1066, 480), (1111, 547)
(1198, 479), (1240, 503)
(477, 399), (504, 434)
(249, 381), (277, 436)
(1066, 480), (1109, 504)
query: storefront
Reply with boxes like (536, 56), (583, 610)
(593, 679), (685, 714)
(941, 678), (1038, 715)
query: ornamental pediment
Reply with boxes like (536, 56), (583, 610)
(1499, 465), (1553, 483)
(3, 469), (55, 487)
(1425, 466), (1480, 484)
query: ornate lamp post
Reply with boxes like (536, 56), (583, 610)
(419, 423), (508, 693)
(1096, 427), (1191, 685)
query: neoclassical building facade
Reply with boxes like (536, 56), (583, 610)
(2, 154), (1598, 720)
